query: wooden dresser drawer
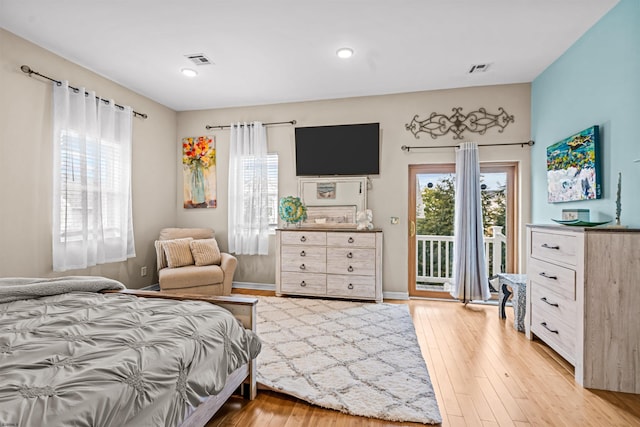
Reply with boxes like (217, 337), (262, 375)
(528, 258), (576, 300)
(280, 231), (326, 246)
(530, 230), (578, 266)
(327, 275), (376, 299)
(327, 248), (376, 275)
(531, 308), (576, 364)
(531, 284), (576, 328)
(280, 245), (326, 273)
(326, 232), (376, 248)
(280, 272), (326, 295)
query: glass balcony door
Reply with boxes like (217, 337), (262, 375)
(408, 163), (517, 299)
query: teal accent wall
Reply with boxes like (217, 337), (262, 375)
(531, 0), (640, 227)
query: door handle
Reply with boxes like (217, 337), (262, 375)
(410, 220), (416, 238)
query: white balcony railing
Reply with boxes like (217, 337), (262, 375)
(416, 226), (506, 285)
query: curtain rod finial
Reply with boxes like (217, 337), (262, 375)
(20, 65), (33, 75)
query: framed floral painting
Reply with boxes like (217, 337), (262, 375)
(182, 136), (217, 208)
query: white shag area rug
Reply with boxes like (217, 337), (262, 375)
(256, 296), (442, 425)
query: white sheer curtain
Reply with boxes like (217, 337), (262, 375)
(52, 81), (135, 272)
(450, 142), (490, 302)
(228, 122), (269, 255)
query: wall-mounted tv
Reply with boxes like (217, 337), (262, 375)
(295, 123), (380, 176)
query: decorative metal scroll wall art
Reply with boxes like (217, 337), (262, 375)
(405, 107), (514, 140)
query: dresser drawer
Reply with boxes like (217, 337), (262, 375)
(528, 258), (576, 300)
(280, 245), (326, 273)
(326, 232), (376, 248)
(327, 275), (376, 299)
(531, 284), (576, 328)
(530, 230), (578, 266)
(327, 248), (376, 275)
(531, 307), (576, 364)
(280, 231), (326, 246)
(280, 272), (326, 295)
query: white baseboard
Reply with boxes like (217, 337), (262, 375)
(232, 282), (408, 300)
(232, 281), (276, 291)
(383, 291), (409, 300)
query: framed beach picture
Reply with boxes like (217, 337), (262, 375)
(182, 136), (217, 208)
(547, 125), (601, 203)
(316, 182), (336, 199)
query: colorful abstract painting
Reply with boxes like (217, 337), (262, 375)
(547, 126), (601, 203)
(182, 136), (217, 208)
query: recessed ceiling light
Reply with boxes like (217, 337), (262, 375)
(336, 48), (354, 59)
(181, 68), (198, 77)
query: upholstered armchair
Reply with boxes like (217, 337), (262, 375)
(154, 228), (237, 296)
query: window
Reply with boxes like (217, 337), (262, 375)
(58, 131), (125, 242)
(241, 153), (279, 231)
(52, 81), (135, 271)
(266, 153), (279, 229)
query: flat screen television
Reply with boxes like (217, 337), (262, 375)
(295, 123), (380, 176)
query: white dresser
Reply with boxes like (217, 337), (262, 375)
(525, 225), (640, 393)
(276, 228), (383, 302)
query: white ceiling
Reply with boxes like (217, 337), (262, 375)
(0, 0), (619, 112)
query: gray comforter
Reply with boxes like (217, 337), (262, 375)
(0, 280), (261, 427)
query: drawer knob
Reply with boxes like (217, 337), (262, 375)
(539, 272), (558, 280)
(300, 281), (307, 287)
(300, 250), (306, 257)
(541, 243), (560, 250)
(299, 264), (306, 270)
(541, 322), (559, 334)
(300, 236), (307, 242)
(346, 252), (353, 259)
(541, 297), (559, 308)
(347, 266), (354, 272)
(348, 283), (354, 290)
(348, 237), (355, 243)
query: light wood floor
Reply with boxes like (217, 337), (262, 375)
(207, 291), (640, 426)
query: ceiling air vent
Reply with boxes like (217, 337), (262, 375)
(186, 54), (213, 66)
(468, 63), (491, 74)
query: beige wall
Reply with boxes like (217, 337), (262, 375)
(0, 29), (177, 288)
(177, 84), (531, 296)
(1, 28), (531, 295)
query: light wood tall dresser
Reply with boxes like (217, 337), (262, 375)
(525, 224), (640, 393)
(276, 228), (383, 302)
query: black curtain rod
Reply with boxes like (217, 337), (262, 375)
(401, 140), (534, 152)
(20, 65), (148, 119)
(205, 120), (296, 130)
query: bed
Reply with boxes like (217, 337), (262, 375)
(0, 276), (261, 427)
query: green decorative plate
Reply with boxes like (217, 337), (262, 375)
(552, 219), (611, 227)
